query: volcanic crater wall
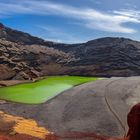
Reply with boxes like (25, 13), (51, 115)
(1, 23), (140, 80)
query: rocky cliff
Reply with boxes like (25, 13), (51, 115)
(1, 23), (140, 80)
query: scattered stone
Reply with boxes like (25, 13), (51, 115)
(0, 100), (6, 104)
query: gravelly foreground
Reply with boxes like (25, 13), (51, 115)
(0, 77), (140, 138)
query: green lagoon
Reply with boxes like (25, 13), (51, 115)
(0, 76), (98, 104)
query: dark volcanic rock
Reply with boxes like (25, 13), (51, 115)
(0, 23), (53, 46)
(65, 37), (140, 77)
(1, 23), (140, 79)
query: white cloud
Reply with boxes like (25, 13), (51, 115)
(44, 38), (63, 43)
(0, 0), (140, 33)
(39, 25), (85, 43)
(114, 9), (140, 18)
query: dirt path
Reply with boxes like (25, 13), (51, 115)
(104, 78), (126, 134)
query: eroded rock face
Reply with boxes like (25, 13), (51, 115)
(0, 38), (72, 80)
(1, 23), (140, 80)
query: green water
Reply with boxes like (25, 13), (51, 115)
(0, 76), (98, 104)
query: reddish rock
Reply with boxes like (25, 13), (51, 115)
(127, 103), (140, 140)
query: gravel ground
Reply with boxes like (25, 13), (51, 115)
(0, 77), (140, 138)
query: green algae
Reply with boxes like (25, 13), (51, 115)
(0, 76), (98, 104)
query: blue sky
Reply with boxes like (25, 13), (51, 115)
(1, 0), (140, 43)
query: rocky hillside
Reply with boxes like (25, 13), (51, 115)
(1, 23), (140, 80)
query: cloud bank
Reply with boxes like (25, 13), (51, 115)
(0, 0), (140, 34)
